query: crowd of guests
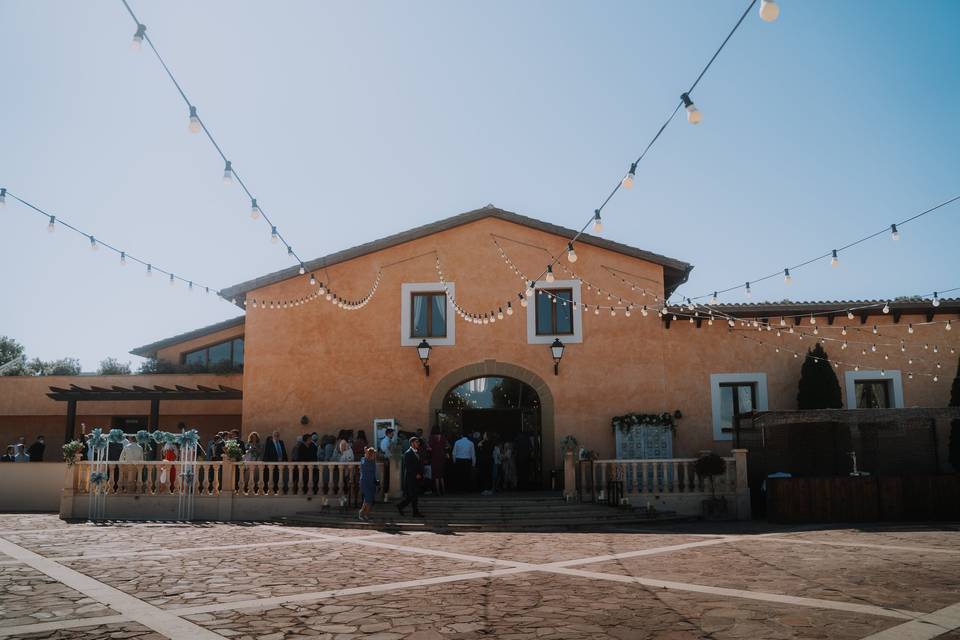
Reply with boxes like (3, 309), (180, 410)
(0, 436), (45, 462)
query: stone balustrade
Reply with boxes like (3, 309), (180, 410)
(61, 460), (386, 521)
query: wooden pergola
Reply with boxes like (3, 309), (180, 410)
(47, 384), (243, 442)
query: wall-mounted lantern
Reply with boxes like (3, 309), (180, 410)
(550, 338), (565, 376)
(417, 339), (432, 377)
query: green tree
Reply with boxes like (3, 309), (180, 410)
(27, 357), (81, 376)
(0, 336), (27, 375)
(97, 357), (131, 375)
(138, 358), (178, 374)
(797, 343), (842, 410)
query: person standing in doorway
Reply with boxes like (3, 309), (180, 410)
(396, 437), (424, 517)
(429, 427), (448, 496)
(27, 436), (45, 462)
(478, 433), (494, 496)
(452, 432), (476, 492)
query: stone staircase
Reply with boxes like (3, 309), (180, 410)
(275, 492), (692, 532)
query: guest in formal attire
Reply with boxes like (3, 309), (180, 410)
(27, 436), (45, 462)
(452, 432), (476, 492)
(336, 438), (354, 462)
(478, 433), (494, 495)
(13, 444), (29, 462)
(358, 447), (378, 521)
(352, 430), (368, 460)
(428, 427), (448, 496)
(1, 445), (16, 462)
(119, 436), (143, 462)
(263, 430), (288, 492)
(379, 428), (394, 458)
(319, 435), (336, 462)
(292, 433), (312, 461)
(396, 437), (424, 517)
(244, 432), (263, 461)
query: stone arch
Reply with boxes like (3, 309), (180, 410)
(428, 359), (556, 482)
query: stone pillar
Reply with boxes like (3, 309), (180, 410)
(732, 449), (751, 520)
(218, 461), (235, 521)
(388, 458), (402, 500)
(563, 450), (576, 501)
(59, 463), (79, 520)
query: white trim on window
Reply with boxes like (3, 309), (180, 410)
(709, 373), (768, 442)
(525, 279), (583, 345)
(844, 370), (903, 409)
(400, 282), (455, 347)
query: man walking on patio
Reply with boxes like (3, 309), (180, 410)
(397, 437), (424, 518)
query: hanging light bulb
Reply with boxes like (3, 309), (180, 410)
(809, 315), (816, 325)
(680, 92), (701, 125)
(250, 198), (261, 219)
(298, 265), (305, 275)
(890, 223), (900, 240)
(594, 306), (600, 315)
(188, 106), (201, 133)
(744, 282), (751, 297)
(908, 323), (914, 334)
(841, 326), (848, 336)
(872, 325), (878, 335)
(641, 305), (649, 317)
(932, 292), (940, 307)
(621, 162), (637, 189)
(309, 273), (316, 286)
(130, 24), (146, 51)
(871, 344), (877, 352)
(270, 226), (279, 244)
(710, 292), (718, 305)
(934, 344), (939, 353)
(847, 310), (855, 320)
(901, 341), (906, 352)
(545, 265), (555, 283)
(507, 301), (514, 316)
(566, 242), (577, 263)
(842, 341), (848, 350)
(146, 263), (152, 277)
(526, 282), (535, 297)
(830, 249), (839, 267)
(223, 160), (233, 184)
(120, 251), (126, 266)
(89, 235), (97, 251)
(47, 215), (55, 232)
(882, 302), (890, 314)
(0, 188), (5, 207)
(934, 375), (939, 383)
(908, 372), (913, 380)
(593, 209), (603, 233)
(758, 0), (780, 22)
(947, 320), (952, 331)
(783, 268), (791, 284)
(188, 281), (194, 292)
(169, 273), (175, 286)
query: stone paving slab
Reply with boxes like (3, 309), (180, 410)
(1, 523), (316, 559)
(369, 531), (712, 564)
(0, 514), (75, 532)
(181, 570), (902, 639)
(0, 564), (117, 627)
(586, 537), (960, 614)
(11, 621), (165, 639)
(784, 526), (960, 550)
(64, 543), (494, 610)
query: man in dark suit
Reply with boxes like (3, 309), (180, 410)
(27, 436), (45, 462)
(263, 430), (288, 492)
(397, 437), (424, 517)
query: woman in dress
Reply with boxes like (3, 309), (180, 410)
(358, 447), (377, 521)
(429, 427), (448, 496)
(244, 432), (263, 461)
(160, 441), (178, 491)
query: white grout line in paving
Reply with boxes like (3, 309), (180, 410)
(859, 602), (960, 639)
(754, 537), (960, 555)
(0, 614), (128, 638)
(0, 537), (221, 640)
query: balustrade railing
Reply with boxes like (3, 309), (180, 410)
(574, 456), (742, 503)
(70, 460), (383, 506)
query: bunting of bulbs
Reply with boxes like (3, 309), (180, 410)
(243, 270), (383, 312)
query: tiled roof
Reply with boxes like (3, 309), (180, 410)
(129, 316), (245, 358)
(218, 205), (694, 306)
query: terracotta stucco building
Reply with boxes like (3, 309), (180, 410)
(2, 206), (957, 475)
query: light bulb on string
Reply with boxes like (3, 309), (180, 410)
(271, 226), (279, 244)
(120, 251), (126, 266)
(169, 273), (175, 286)
(498, 308), (504, 320)
(0, 188), (5, 207)
(744, 282), (751, 297)
(890, 224), (899, 240)
(525, 283), (535, 298)
(872, 325), (878, 335)
(758, 0), (780, 22)
(593, 210), (603, 233)
(783, 268), (791, 284)
(545, 265), (555, 283)
(882, 302), (890, 314)
(318, 282), (326, 294)
(947, 320), (953, 331)
(250, 198), (261, 219)
(908, 323), (914, 334)
(932, 292), (940, 307)
(809, 315), (816, 325)
(680, 92), (701, 125)
(710, 292), (718, 305)
(830, 249), (839, 267)
(89, 235), (97, 251)
(309, 274), (316, 286)
(847, 310), (855, 320)
(146, 264), (152, 277)
(223, 160), (233, 184)
(47, 215), (55, 232)
(130, 24), (146, 51)
(621, 162), (637, 189)
(641, 305), (649, 317)
(566, 243), (577, 263)
(188, 106), (201, 133)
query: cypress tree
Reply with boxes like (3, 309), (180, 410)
(797, 343), (843, 410)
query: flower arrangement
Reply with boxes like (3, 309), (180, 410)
(559, 435), (579, 452)
(89, 471), (108, 485)
(62, 440), (85, 466)
(611, 412), (675, 432)
(223, 439), (244, 462)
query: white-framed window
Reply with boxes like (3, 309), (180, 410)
(525, 279), (582, 344)
(709, 373), (769, 441)
(844, 370), (903, 409)
(400, 282), (455, 347)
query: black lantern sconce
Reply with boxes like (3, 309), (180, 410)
(417, 339), (432, 377)
(550, 338), (565, 376)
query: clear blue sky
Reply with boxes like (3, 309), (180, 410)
(1, 1), (958, 370)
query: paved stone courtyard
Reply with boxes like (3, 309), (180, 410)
(0, 514), (958, 639)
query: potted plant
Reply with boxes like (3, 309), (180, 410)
(559, 435), (578, 454)
(223, 439), (244, 462)
(62, 440), (85, 466)
(694, 452), (728, 518)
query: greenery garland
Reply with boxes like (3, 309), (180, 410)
(611, 412), (675, 432)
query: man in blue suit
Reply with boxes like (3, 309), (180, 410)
(396, 437), (424, 518)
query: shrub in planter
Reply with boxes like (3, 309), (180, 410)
(62, 440), (85, 466)
(223, 439), (244, 462)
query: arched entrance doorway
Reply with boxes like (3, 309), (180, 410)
(428, 361), (556, 490)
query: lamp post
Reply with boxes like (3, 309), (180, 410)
(550, 338), (565, 376)
(417, 339), (432, 377)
